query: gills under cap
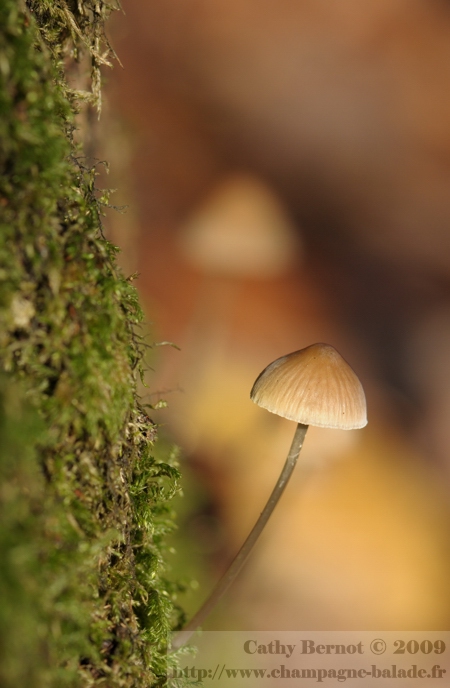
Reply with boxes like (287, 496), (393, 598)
(250, 343), (367, 429)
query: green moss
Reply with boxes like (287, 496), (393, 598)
(0, 376), (99, 687)
(0, 1), (184, 685)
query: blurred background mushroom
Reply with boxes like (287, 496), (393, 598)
(100, 0), (450, 632)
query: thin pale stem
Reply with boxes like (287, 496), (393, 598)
(172, 422), (308, 649)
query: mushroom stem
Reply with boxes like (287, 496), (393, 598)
(172, 422), (308, 649)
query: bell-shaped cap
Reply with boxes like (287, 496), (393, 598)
(177, 173), (301, 278)
(250, 343), (367, 429)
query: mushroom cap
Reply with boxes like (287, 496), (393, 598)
(250, 343), (367, 429)
(177, 173), (301, 277)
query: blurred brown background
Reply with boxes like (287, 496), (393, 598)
(101, 0), (450, 632)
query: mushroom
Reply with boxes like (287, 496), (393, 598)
(177, 173), (301, 278)
(172, 343), (367, 648)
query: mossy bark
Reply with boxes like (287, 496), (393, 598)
(0, 2), (183, 686)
